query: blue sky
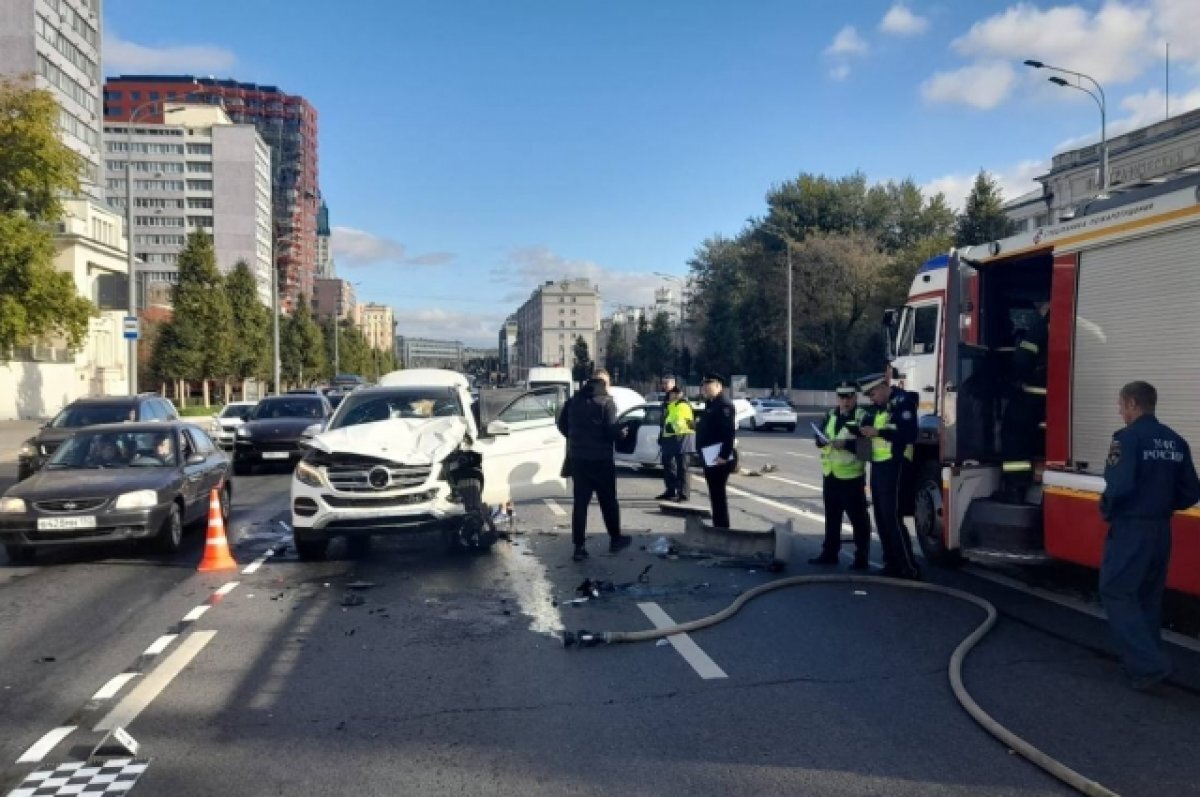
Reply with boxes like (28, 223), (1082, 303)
(103, 0), (1199, 345)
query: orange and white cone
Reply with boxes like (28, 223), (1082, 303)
(198, 487), (237, 572)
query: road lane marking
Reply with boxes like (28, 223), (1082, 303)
(213, 581), (239, 598)
(786, 451), (816, 459)
(95, 631), (217, 732)
(91, 673), (139, 701)
(764, 474), (824, 492)
(638, 602), (727, 680)
(692, 475), (850, 533)
(16, 726), (76, 763)
(182, 605), (210, 623)
(241, 549), (274, 575)
(142, 634), (177, 657)
(544, 499), (566, 517)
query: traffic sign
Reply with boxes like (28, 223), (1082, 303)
(123, 315), (139, 341)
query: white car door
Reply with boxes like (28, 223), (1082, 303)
(477, 391), (567, 505)
(634, 405), (664, 465)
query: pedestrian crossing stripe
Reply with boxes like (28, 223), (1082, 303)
(6, 759), (149, 796)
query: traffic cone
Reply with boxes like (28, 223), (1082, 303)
(198, 487), (237, 572)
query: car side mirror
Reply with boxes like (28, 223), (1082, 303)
(486, 420), (511, 436)
(186, 453), (206, 466)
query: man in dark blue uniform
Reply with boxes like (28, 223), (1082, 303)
(696, 373), (737, 528)
(857, 373), (921, 580)
(1100, 381), (1200, 691)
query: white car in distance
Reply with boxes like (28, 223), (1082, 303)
(615, 399), (756, 469)
(210, 400), (257, 450)
(742, 399), (798, 433)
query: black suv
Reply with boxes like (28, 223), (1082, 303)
(17, 395), (179, 481)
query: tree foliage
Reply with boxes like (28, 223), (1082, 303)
(604, 322), (629, 380)
(571, 335), (592, 383)
(158, 232), (233, 383)
(225, 260), (271, 382)
(0, 80), (94, 353)
(280, 293), (326, 384)
(955, 170), (1017, 247)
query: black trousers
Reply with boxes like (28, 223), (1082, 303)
(661, 438), (690, 498)
(869, 459), (919, 575)
(570, 458), (621, 547)
(703, 463), (732, 528)
(821, 474), (871, 561)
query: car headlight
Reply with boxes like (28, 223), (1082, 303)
(19, 440), (36, 458)
(0, 497), (27, 513)
(236, 427), (251, 437)
(114, 490), (158, 510)
(294, 460), (323, 488)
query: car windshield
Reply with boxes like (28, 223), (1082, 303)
(49, 404), (135, 428)
(46, 430), (177, 469)
(329, 388), (463, 430)
(762, 401), (790, 408)
(220, 404), (254, 420)
(251, 398), (325, 420)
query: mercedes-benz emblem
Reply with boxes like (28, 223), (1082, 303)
(63, 501), (77, 511)
(367, 466), (392, 490)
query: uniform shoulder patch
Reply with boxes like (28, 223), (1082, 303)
(901, 410), (913, 420)
(1107, 438), (1121, 467)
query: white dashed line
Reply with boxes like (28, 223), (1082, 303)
(95, 631), (217, 732)
(91, 672), (139, 701)
(764, 474), (824, 492)
(544, 499), (566, 517)
(182, 605), (209, 623)
(214, 581), (239, 597)
(142, 634), (178, 657)
(241, 549), (273, 575)
(16, 726), (76, 763)
(638, 602), (727, 680)
(785, 451), (816, 459)
(692, 475), (847, 532)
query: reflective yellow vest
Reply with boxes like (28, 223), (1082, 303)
(869, 405), (914, 463)
(663, 400), (695, 438)
(821, 409), (866, 479)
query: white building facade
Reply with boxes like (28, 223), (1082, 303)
(0, 0), (104, 198)
(513, 279), (601, 382)
(103, 104), (273, 306)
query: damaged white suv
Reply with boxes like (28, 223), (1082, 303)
(290, 369), (567, 560)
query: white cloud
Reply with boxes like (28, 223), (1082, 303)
(1152, 0), (1200, 65)
(829, 65), (851, 81)
(826, 25), (869, 57)
(952, 2), (1152, 86)
(880, 4), (929, 36)
(104, 32), (237, 75)
(921, 61), (1016, 109)
(1054, 85), (1200, 151)
(393, 308), (502, 348)
(495, 246), (664, 310)
(331, 226), (454, 268)
(921, 159), (1046, 211)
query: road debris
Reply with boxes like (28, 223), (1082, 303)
(340, 592), (366, 607)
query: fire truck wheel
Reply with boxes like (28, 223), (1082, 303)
(914, 462), (961, 567)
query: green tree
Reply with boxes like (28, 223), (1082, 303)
(0, 80), (94, 354)
(605, 322), (629, 382)
(571, 335), (592, 383)
(281, 294), (326, 385)
(688, 235), (748, 380)
(630, 313), (651, 382)
(641, 312), (675, 381)
(161, 232), (233, 406)
(955, 170), (1017, 247)
(224, 261), (270, 399)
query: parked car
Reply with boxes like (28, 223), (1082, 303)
(742, 399), (798, 432)
(17, 394), (180, 481)
(209, 400), (257, 450)
(0, 422), (230, 563)
(614, 400), (756, 469)
(290, 369), (568, 560)
(234, 395), (332, 475)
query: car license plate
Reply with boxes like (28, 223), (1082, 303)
(262, 451), (290, 460)
(37, 516), (97, 531)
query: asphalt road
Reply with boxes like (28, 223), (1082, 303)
(1, 431), (1199, 796)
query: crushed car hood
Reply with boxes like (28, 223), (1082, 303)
(308, 417), (469, 465)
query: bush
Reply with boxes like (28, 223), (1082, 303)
(178, 405), (218, 417)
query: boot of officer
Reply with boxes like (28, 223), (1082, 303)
(810, 380), (872, 568)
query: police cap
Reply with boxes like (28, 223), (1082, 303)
(701, 373), (725, 385)
(858, 373), (888, 393)
(834, 380), (858, 397)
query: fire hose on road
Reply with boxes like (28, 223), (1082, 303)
(564, 573), (1118, 797)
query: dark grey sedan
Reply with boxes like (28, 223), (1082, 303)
(233, 394), (331, 475)
(0, 423), (230, 563)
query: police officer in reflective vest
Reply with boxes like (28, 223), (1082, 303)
(1100, 381), (1200, 691)
(810, 380), (872, 569)
(857, 373), (921, 580)
(657, 386), (695, 502)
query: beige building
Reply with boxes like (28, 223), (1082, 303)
(312, 277), (356, 322)
(1007, 106), (1200, 230)
(513, 278), (601, 382)
(358, 303), (395, 353)
(0, 198), (130, 419)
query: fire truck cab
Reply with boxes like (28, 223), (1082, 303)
(887, 175), (1200, 597)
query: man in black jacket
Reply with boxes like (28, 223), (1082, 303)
(556, 369), (633, 561)
(696, 373), (738, 528)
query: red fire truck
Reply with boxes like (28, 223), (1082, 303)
(886, 175), (1200, 596)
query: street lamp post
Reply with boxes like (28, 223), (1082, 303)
(1024, 60), (1108, 191)
(759, 224), (794, 398)
(123, 99), (166, 396)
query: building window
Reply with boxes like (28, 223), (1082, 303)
(130, 91), (141, 101)
(187, 198), (213, 209)
(186, 180), (213, 191)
